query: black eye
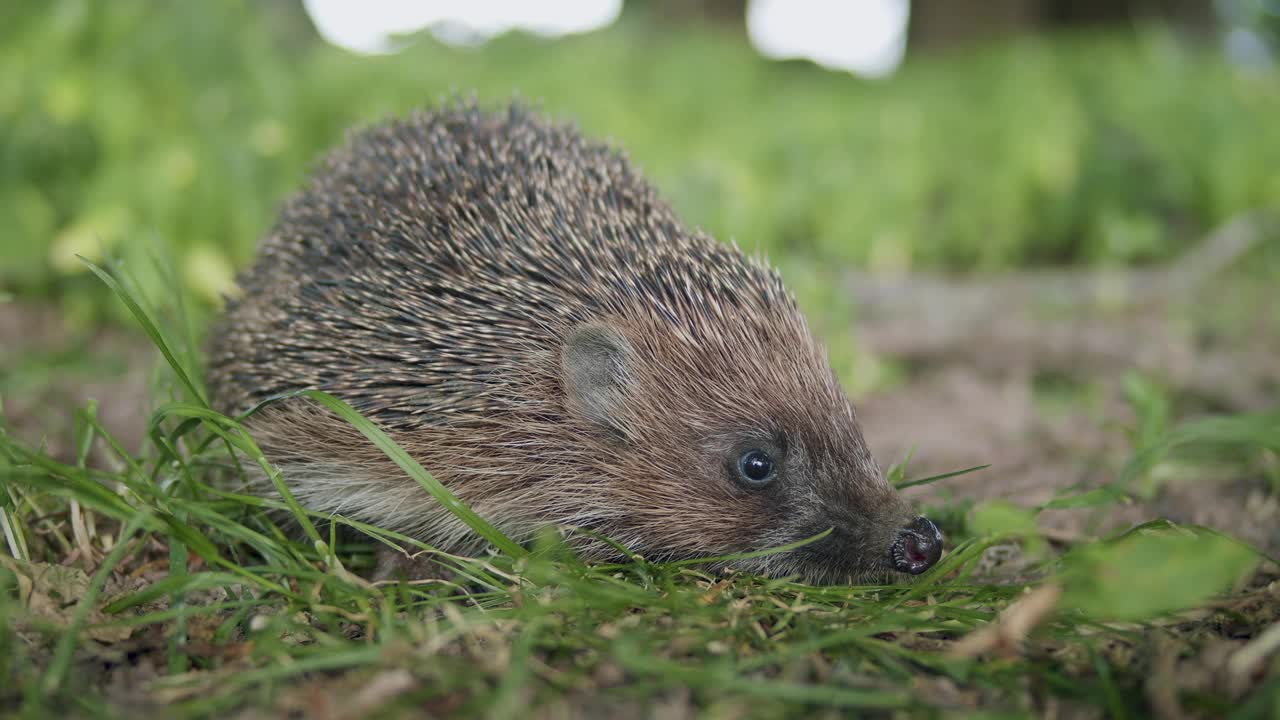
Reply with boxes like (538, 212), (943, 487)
(737, 449), (776, 486)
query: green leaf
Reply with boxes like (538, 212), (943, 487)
(1060, 525), (1258, 621)
(969, 500), (1040, 545)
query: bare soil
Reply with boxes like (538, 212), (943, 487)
(1, 302), (153, 462)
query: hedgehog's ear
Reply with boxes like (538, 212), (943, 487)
(562, 323), (633, 437)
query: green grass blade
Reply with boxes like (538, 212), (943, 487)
(661, 527), (833, 569)
(79, 257), (208, 407)
(301, 390), (527, 559)
(894, 464), (990, 490)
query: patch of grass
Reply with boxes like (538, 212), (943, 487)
(1, 253), (1277, 718)
(1116, 373), (1280, 497)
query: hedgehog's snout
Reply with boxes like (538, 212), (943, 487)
(889, 516), (943, 575)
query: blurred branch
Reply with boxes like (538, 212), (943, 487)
(848, 212), (1270, 313)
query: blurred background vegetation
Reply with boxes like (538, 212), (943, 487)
(2, 0), (1277, 329)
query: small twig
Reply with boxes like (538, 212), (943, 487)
(1228, 620), (1280, 686)
(948, 583), (1061, 659)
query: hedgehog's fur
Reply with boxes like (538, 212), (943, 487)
(207, 102), (925, 583)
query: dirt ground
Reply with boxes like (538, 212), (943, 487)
(1, 301), (154, 462)
(848, 247), (1280, 555)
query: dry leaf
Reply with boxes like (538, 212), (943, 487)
(0, 555), (133, 642)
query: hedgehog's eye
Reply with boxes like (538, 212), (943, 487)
(737, 449), (777, 487)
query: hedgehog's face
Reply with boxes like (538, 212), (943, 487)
(560, 320), (943, 585)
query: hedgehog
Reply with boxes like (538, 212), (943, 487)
(205, 102), (943, 584)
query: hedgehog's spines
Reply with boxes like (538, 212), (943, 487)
(206, 101), (917, 583)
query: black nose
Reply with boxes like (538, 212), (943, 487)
(890, 516), (944, 575)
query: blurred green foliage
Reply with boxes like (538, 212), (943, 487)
(2, 0), (1279, 321)
(1059, 520), (1258, 621)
